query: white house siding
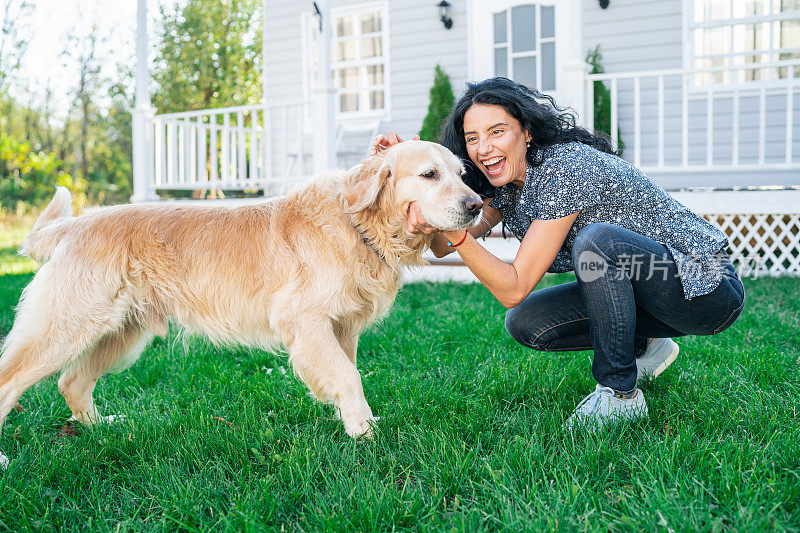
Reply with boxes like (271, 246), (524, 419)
(264, 2), (306, 105)
(262, 2), (312, 181)
(264, 0), (469, 145)
(582, 0), (799, 189)
(582, 0), (684, 73)
(384, 0), (469, 137)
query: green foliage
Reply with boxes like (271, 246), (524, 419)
(418, 65), (455, 142)
(153, 0), (262, 113)
(586, 45), (623, 153)
(83, 75), (134, 205)
(0, 135), (85, 213)
(0, 74), (132, 211)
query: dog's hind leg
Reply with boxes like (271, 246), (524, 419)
(0, 337), (66, 469)
(0, 326), (118, 469)
(58, 323), (152, 426)
(0, 265), (127, 468)
(286, 316), (375, 438)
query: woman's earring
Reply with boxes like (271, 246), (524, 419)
(526, 141), (531, 149)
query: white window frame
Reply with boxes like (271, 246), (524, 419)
(684, 0), (800, 88)
(491, 3), (557, 92)
(301, 1), (391, 122)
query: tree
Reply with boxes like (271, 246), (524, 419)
(418, 65), (455, 142)
(65, 27), (104, 182)
(152, 0), (262, 113)
(0, 0), (32, 94)
(0, 0), (33, 140)
(0, 3), (136, 212)
(86, 68), (134, 204)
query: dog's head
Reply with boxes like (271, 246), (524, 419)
(342, 140), (483, 231)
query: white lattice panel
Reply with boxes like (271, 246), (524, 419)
(706, 213), (800, 278)
(675, 190), (800, 278)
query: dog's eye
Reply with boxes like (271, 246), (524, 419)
(420, 169), (438, 179)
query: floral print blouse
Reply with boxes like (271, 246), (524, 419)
(489, 141), (728, 299)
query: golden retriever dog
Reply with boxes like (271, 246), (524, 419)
(0, 140), (483, 468)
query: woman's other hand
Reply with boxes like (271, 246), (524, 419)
(406, 202), (437, 234)
(370, 131), (421, 155)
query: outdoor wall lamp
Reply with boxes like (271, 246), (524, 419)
(312, 1), (322, 31)
(599, 0), (610, 8)
(437, 1), (453, 29)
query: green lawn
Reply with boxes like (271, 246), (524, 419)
(0, 228), (799, 531)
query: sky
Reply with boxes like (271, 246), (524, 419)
(12, 0), (179, 116)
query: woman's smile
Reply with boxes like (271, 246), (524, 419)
(482, 156), (506, 176)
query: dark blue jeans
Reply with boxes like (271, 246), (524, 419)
(505, 223), (746, 392)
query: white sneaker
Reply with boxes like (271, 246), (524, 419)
(565, 385), (648, 431)
(636, 338), (679, 383)
(0, 452), (8, 470)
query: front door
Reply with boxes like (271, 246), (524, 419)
(469, 0), (575, 109)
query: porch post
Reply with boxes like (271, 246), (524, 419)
(131, 0), (156, 202)
(560, 0), (589, 127)
(262, 0), (270, 196)
(312, 0), (337, 174)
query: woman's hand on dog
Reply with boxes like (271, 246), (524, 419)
(370, 131), (420, 155)
(406, 202), (436, 235)
(406, 203), (464, 258)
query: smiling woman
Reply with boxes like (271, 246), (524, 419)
(372, 77), (745, 434)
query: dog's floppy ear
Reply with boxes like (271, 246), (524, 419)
(342, 155), (392, 213)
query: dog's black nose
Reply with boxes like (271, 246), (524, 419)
(464, 197), (483, 216)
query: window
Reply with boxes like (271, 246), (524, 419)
(492, 4), (556, 91)
(688, 0), (800, 84)
(302, 2), (389, 117)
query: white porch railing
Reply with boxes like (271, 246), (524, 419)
(151, 101), (312, 195)
(586, 59), (800, 189)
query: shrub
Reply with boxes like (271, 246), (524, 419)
(419, 65), (455, 142)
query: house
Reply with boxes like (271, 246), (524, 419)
(130, 0), (800, 279)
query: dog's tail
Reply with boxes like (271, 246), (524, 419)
(21, 186), (73, 263)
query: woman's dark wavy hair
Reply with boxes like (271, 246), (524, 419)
(439, 77), (617, 198)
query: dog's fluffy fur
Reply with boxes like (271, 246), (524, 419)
(0, 140), (481, 468)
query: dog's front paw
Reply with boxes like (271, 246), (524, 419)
(67, 413), (126, 426)
(0, 452), (9, 470)
(344, 416), (379, 439)
(340, 399), (377, 438)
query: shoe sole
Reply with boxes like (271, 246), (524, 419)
(650, 341), (679, 379)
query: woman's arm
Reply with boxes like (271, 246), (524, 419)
(427, 203), (503, 258)
(442, 212), (579, 308)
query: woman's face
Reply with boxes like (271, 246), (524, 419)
(463, 103), (531, 189)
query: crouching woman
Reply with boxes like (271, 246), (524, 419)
(374, 77), (745, 430)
